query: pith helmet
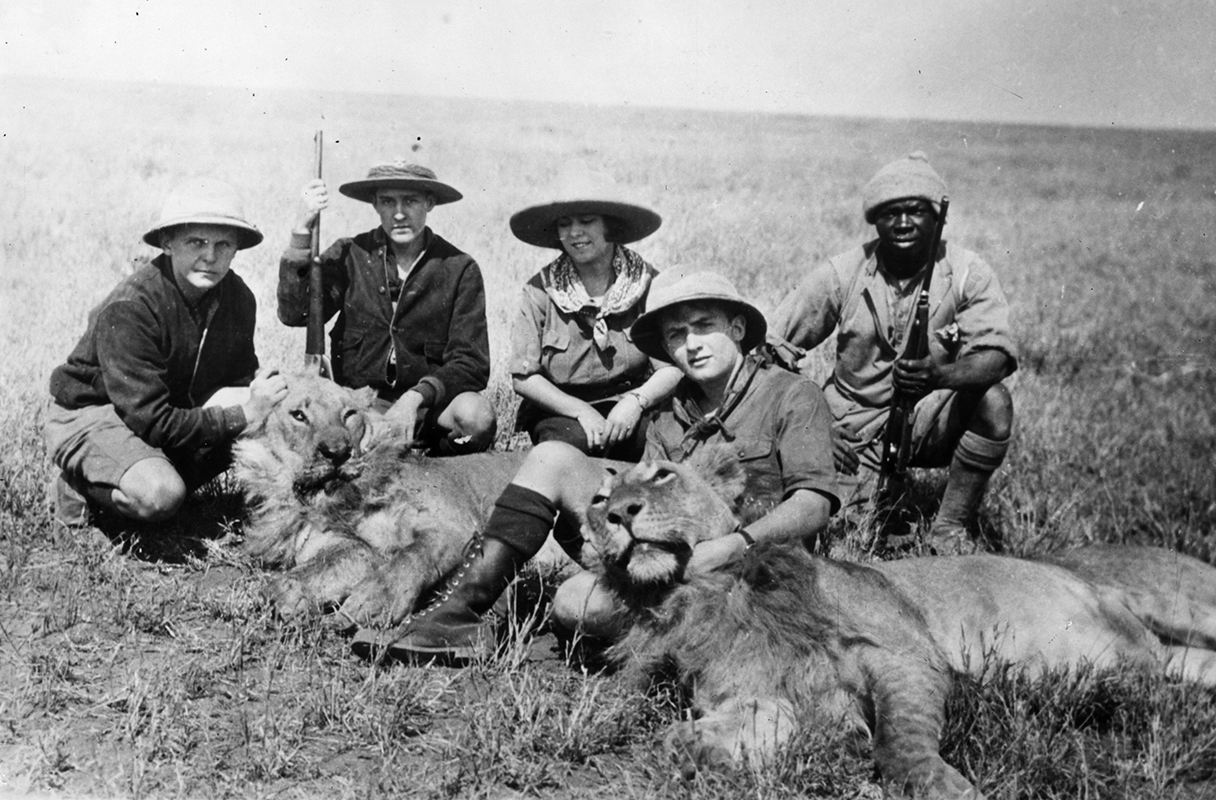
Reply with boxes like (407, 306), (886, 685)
(630, 270), (767, 362)
(142, 178), (263, 249)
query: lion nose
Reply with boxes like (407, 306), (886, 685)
(607, 499), (646, 529)
(318, 440), (352, 466)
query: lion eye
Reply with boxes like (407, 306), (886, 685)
(289, 409), (308, 423)
(590, 493), (609, 507)
(342, 408), (361, 423)
(652, 468), (676, 484)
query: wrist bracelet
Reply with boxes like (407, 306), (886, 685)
(626, 391), (648, 410)
(734, 525), (755, 550)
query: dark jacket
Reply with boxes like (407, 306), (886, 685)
(278, 227), (489, 410)
(49, 255), (257, 454)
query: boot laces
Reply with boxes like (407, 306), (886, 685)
(408, 535), (484, 621)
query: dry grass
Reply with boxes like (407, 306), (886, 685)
(2, 74), (1215, 798)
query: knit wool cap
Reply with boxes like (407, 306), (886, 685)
(862, 151), (947, 223)
(142, 178), (263, 249)
(630, 270), (767, 363)
(339, 160), (463, 205)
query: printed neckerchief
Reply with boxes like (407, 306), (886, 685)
(673, 356), (762, 455)
(540, 245), (651, 351)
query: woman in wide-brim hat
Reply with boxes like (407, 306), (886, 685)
(506, 161), (681, 461)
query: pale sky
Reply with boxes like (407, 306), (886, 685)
(3, 0), (1215, 129)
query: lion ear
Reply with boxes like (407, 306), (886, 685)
(684, 445), (747, 507)
(350, 387), (376, 411)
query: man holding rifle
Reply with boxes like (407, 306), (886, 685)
(772, 152), (1016, 553)
(279, 159), (496, 454)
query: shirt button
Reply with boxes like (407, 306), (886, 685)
(379, 286), (386, 294)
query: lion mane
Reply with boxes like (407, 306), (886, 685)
(589, 449), (1216, 799)
(232, 372), (525, 626)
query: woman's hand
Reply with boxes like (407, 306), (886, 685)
(575, 406), (609, 452)
(603, 394), (644, 448)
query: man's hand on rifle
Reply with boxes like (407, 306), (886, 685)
(831, 422), (862, 475)
(294, 179), (330, 234)
(892, 355), (945, 399)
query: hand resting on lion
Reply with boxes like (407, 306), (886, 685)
(232, 372), (539, 626)
(588, 448), (1216, 800)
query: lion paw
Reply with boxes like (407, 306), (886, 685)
(267, 575), (333, 618)
(337, 576), (414, 629)
(664, 721), (736, 778)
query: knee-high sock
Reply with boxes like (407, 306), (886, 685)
(484, 483), (558, 560)
(933, 431), (1009, 530)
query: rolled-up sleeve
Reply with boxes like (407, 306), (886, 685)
(954, 252), (1018, 372)
(770, 259), (845, 351)
(774, 379), (840, 513)
(509, 281), (549, 378)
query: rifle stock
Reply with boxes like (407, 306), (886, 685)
(876, 196), (950, 500)
(305, 129), (332, 378)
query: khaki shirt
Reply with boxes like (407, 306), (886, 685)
(773, 240), (1017, 437)
(509, 269), (661, 393)
(646, 356), (840, 521)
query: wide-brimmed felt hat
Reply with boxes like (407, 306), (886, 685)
(142, 178), (263, 249)
(862, 151), (947, 224)
(630, 270), (767, 363)
(339, 160), (463, 205)
(509, 161), (661, 249)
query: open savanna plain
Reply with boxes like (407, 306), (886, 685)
(2, 75), (1215, 799)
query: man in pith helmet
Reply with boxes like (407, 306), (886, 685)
(353, 270), (839, 665)
(46, 178), (287, 526)
(279, 160), (496, 454)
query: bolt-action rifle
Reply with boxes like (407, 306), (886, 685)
(305, 130), (332, 379)
(876, 196), (950, 501)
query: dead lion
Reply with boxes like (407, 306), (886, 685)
(588, 449), (1216, 799)
(232, 373), (527, 626)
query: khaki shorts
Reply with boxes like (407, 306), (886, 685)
(44, 403), (170, 495)
(43, 402), (231, 498)
(837, 389), (965, 505)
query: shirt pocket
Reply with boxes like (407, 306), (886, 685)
(541, 319), (571, 353)
(733, 437), (784, 511)
(539, 319), (572, 379)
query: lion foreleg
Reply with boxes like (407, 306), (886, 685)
(665, 697), (797, 776)
(1163, 645), (1216, 687)
(865, 649), (983, 800)
(270, 538), (379, 619)
(337, 531), (472, 627)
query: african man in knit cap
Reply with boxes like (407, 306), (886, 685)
(278, 160), (496, 454)
(46, 178), (288, 527)
(772, 152), (1016, 554)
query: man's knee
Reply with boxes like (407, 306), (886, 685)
(115, 459), (186, 522)
(968, 383), (1013, 440)
(443, 392), (497, 446)
(517, 441), (590, 489)
(552, 570), (621, 639)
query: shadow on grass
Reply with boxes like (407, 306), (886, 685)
(88, 476), (248, 564)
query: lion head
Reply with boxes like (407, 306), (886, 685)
(587, 446), (746, 588)
(233, 372), (377, 500)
